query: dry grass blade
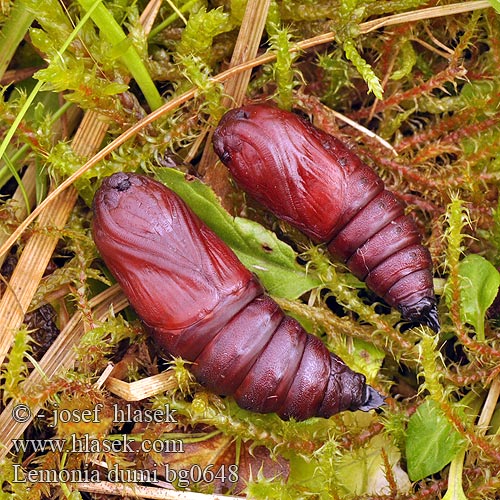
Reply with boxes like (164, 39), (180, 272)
(106, 371), (178, 401)
(198, 0), (271, 196)
(0, 184), (79, 367)
(225, 0), (271, 103)
(296, 91), (398, 154)
(76, 481), (246, 499)
(0, 284), (127, 460)
(360, 0), (491, 34)
(0, 108), (111, 368)
(328, 108), (397, 154)
(140, 0), (163, 34)
(476, 378), (500, 435)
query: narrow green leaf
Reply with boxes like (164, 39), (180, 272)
(406, 400), (466, 481)
(77, 0), (162, 110)
(442, 450), (467, 500)
(153, 168), (321, 299)
(1, 154), (30, 214)
(487, 0), (500, 14)
(0, 0), (35, 79)
(458, 253), (500, 341)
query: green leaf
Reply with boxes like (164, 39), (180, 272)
(153, 168), (321, 299)
(336, 433), (411, 496)
(457, 253), (500, 341)
(442, 450), (467, 500)
(406, 400), (466, 481)
(77, 0), (162, 110)
(487, 0), (500, 14)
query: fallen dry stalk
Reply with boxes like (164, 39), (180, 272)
(199, 0), (271, 197)
(0, 112), (102, 368)
(106, 371), (179, 401)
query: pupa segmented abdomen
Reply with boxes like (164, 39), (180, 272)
(212, 104), (439, 332)
(92, 173), (383, 420)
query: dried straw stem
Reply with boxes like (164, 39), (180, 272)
(106, 371), (178, 401)
(198, 0), (271, 198)
(0, 111), (106, 367)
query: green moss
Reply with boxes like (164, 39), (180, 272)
(267, 23), (299, 110)
(176, 6), (232, 64)
(1, 327), (32, 404)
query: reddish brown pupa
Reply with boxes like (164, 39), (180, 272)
(92, 173), (384, 420)
(213, 104), (439, 332)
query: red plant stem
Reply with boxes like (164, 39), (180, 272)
(414, 115), (500, 163)
(440, 399), (500, 464)
(349, 65), (467, 121)
(455, 330), (500, 362)
(372, 155), (440, 190)
(381, 447), (399, 496)
(445, 363), (500, 386)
